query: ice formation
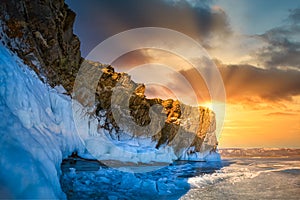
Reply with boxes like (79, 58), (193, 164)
(0, 46), (83, 198)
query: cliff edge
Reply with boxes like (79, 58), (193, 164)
(0, 0), (218, 161)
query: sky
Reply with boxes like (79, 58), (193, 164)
(66, 0), (300, 148)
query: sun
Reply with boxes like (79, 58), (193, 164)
(201, 102), (213, 110)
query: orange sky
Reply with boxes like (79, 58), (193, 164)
(220, 98), (300, 148)
(112, 49), (300, 148)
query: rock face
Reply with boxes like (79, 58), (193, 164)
(74, 61), (218, 159)
(0, 0), (218, 160)
(0, 0), (81, 93)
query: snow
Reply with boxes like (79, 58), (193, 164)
(0, 45), (84, 198)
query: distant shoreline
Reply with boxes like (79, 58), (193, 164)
(218, 148), (300, 158)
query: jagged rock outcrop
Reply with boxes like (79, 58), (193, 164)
(0, 0), (218, 160)
(75, 60), (218, 158)
(0, 0), (81, 93)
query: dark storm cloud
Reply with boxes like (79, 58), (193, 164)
(66, 0), (231, 56)
(288, 7), (300, 24)
(254, 7), (300, 69)
(224, 8), (300, 103)
(219, 64), (300, 102)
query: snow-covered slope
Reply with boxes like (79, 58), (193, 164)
(0, 45), (84, 198)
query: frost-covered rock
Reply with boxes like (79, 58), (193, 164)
(74, 61), (219, 162)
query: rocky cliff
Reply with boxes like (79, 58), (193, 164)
(0, 0), (81, 93)
(0, 0), (218, 160)
(74, 60), (218, 159)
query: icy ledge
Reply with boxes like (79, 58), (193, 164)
(0, 46), (84, 198)
(73, 100), (220, 164)
(0, 45), (220, 198)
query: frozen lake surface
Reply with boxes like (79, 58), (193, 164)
(60, 156), (300, 199)
(182, 157), (300, 200)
